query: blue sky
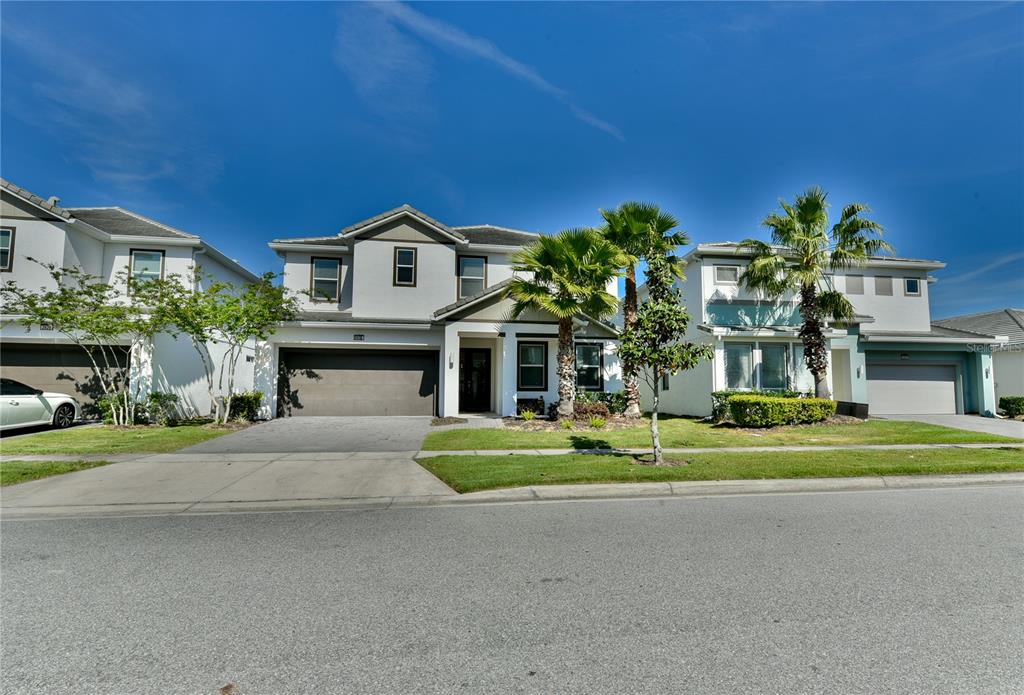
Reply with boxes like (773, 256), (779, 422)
(2, 1), (1021, 317)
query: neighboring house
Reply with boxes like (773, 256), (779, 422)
(934, 308), (1024, 404)
(644, 242), (1004, 418)
(0, 178), (260, 416)
(257, 204), (621, 418)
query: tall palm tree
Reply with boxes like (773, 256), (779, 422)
(600, 202), (689, 417)
(739, 186), (891, 398)
(506, 228), (626, 419)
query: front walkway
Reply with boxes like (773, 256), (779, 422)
(874, 414), (1024, 438)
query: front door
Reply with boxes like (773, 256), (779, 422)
(459, 348), (491, 412)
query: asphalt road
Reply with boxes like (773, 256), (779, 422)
(2, 487), (1022, 694)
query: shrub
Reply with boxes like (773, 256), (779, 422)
(518, 397), (545, 417)
(97, 394), (149, 425)
(520, 409), (536, 421)
(596, 390), (628, 414)
(729, 394), (836, 427)
(588, 416), (607, 429)
(712, 389), (808, 421)
(560, 419), (575, 430)
(228, 390), (263, 422)
(574, 400), (611, 419)
(999, 395), (1024, 418)
(147, 392), (181, 426)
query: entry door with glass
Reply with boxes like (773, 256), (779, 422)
(458, 348), (491, 412)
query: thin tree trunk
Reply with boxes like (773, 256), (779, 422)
(651, 371), (663, 465)
(798, 283), (832, 399)
(556, 318), (575, 419)
(622, 265), (642, 418)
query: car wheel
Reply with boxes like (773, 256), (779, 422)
(53, 404), (76, 429)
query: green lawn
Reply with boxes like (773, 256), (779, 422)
(420, 448), (1024, 493)
(0, 423), (237, 456)
(422, 417), (1022, 451)
(0, 459), (114, 486)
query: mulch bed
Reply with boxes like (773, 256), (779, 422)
(501, 417), (637, 432)
(432, 416), (468, 426)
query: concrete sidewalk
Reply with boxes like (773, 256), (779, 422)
(416, 441), (1024, 457)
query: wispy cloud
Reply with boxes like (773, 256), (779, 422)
(1, 19), (221, 191)
(938, 251), (1024, 285)
(334, 2), (623, 141)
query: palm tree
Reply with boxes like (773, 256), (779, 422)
(507, 228), (626, 419)
(739, 186), (891, 398)
(600, 202), (689, 417)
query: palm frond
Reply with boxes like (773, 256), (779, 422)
(818, 289), (856, 322)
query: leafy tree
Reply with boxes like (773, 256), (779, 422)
(0, 260), (172, 425)
(739, 186), (890, 398)
(506, 229), (625, 419)
(600, 202), (689, 418)
(618, 253), (712, 465)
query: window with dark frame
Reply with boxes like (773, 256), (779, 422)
(574, 343), (603, 391)
(661, 372), (670, 391)
(517, 342), (547, 391)
(310, 257), (341, 302)
(725, 342), (754, 390)
(394, 247), (417, 286)
(0, 227), (14, 272)
(130, 249), (164, 284)
(457, 255), (486, 298)
(904, 277), (921, 296)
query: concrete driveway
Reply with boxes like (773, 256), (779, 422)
(875, 414), (1024, 438)
(0, 451), (455, 517)
(179, 416), (435, 454)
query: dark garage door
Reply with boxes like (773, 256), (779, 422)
(277, 348), (439, 416)
(0, 343), (129, 415)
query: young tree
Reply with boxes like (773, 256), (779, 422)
(739, 186), (890, 398)
(618, 253), (713, 465)
(0, 261), (171, 425)
(212, 273), (297, 423)
(506, 229), (626, 419)
(600, 202), (690, 418)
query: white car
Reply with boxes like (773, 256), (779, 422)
(0, 378), (80, 431)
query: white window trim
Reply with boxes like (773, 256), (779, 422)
(904, 277), (921, 296)
(311, 257), (341, 302)
(457, 255), (487, 299)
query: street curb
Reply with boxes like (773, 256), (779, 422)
(3, 472), (1022, 520)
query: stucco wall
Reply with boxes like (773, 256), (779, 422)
(993, 350), (1023, 403)
(281, 251), (354, 312)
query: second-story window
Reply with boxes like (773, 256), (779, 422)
(714, 265), (739, 284)
(845, 274), (864, 295)
(130, 249), (164, 284)
(311, 257), (340, 302)
(394, 247), (417, 287)
(457, 255), (486, 298)
(0, 227), (14, 272)
(875, 276), (893, 296)
(904, 277), (921, 296)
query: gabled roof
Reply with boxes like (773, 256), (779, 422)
(687, 242), (945, 270)
(934, 308), (1024, 346)
(452, 225), (540, 247)
(339, 204), (467, 243)
(1, 177), (73, 220)
(433, 278), (513, 319)
(270, 235), (351, 248)
(67, 207), (198, 239)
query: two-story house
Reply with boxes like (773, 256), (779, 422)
(0, 178), (260, 417)
(257, 205), (621, 418)
(646, 242), (1004, 418)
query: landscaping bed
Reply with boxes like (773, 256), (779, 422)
(419, 448), (1024, 493)
(0, 421), (243, 456)
(422, 416), (1023, 451)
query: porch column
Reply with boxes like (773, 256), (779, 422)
(441, 323), (460, 416)
(501, 328), (518, 416)
(254, 341), (277, 420)
(975, 349), (996, 417)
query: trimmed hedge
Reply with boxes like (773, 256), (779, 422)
(712, 389), (807, 421)
(999, 396), (1024, 418)
(228, 390), (263, 422)
(729, 394), (836, 427)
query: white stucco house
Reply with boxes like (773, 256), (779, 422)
(0, 178), (260, 418)
(644, 242), (1005, 418)
(934, 308), (1024, 405)
(254, 205), (621, 419)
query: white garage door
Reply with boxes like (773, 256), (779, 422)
(867, 364), (957, 415)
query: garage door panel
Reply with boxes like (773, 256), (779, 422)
(278, 349), (439, 416)
(867, 364), (956, 415)
(0, 344), (128, 415)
